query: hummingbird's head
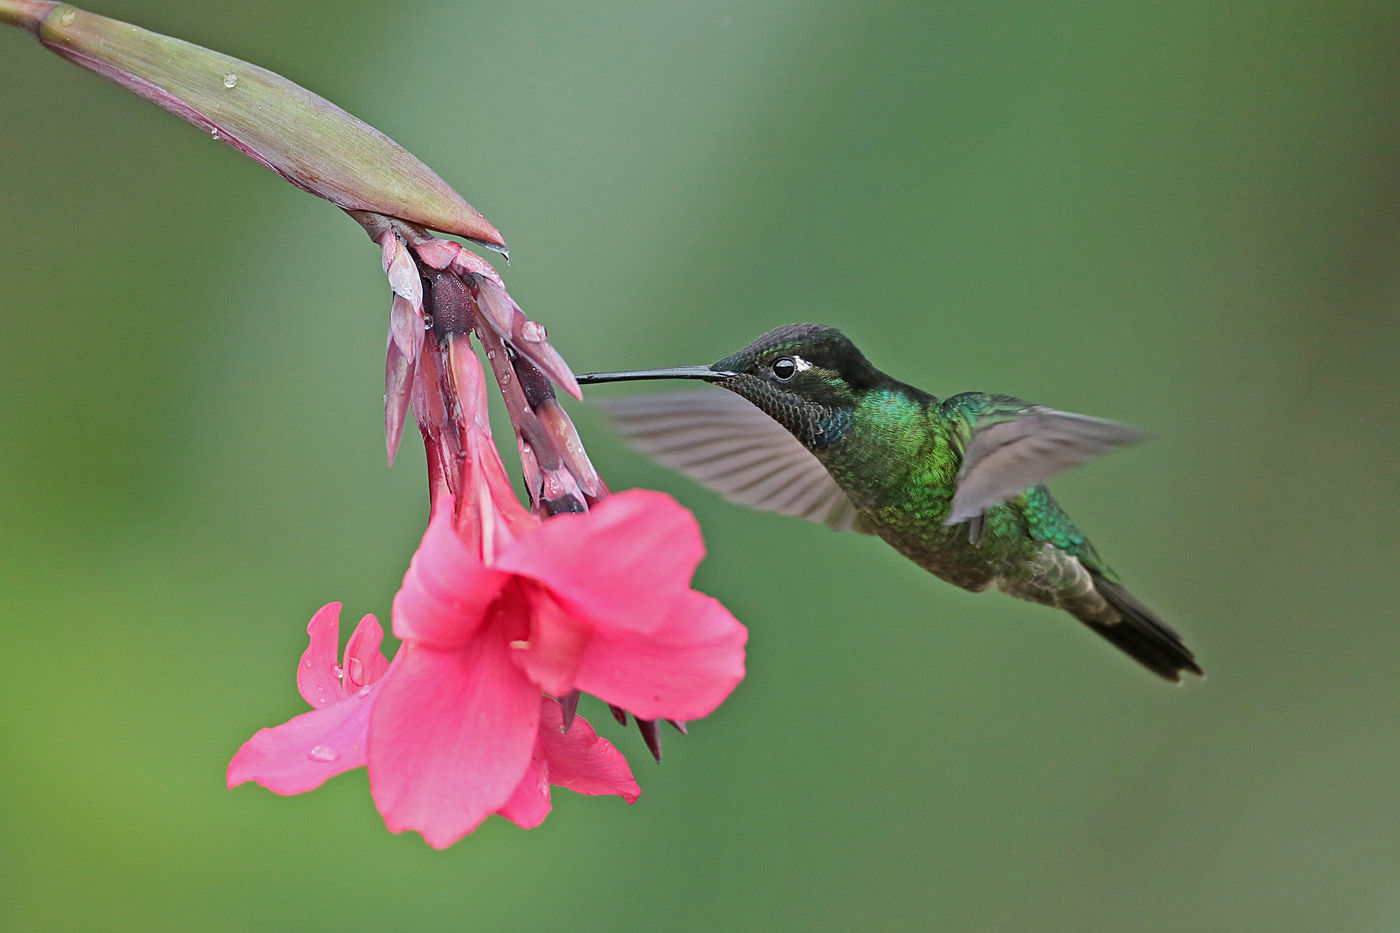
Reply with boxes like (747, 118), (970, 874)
(708, 324), (881, 447)
(574, 323), (883, 449)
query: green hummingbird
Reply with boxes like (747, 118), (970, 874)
(575, 323), (1201, 682)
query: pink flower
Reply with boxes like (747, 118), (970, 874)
(229, 333), (746, 847)
(226, 603), (389, 794)
(228, 483), (746, 848)
(373, 488), (746, 845)
(227, 603), (641, 846)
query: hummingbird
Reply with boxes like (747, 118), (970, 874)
(575, 323), (1201, 682)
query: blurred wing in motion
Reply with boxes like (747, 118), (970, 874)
(598, 391), (861, 531)
(948, 404), (1146, 525)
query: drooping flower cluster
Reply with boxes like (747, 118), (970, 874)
(0, 1), (747, 848)
(229, 220), (748, 847)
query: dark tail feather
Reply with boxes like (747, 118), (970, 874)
(1082, 572), (1203, 682)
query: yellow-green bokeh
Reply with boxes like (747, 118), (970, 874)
(2, 2), (1397, 930)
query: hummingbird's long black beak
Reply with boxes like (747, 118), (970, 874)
(574, 366), (736, 385)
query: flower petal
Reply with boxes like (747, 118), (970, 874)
(494, 490), (705, 635)
(572, 590), (748, 721)
(368, 637), (540, 848)
(296, 602), (344, 708)
(537, 700), (640, 802)
(393, 500), (509, 648)
(510, 589), (590, 696)
(497, 747), (552, 830)
(343, 613), (389, 692)
(227, 678), (380, 794)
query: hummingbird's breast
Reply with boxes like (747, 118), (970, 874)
(817, 391), (958, 512)
(815, 391), (1028, 593)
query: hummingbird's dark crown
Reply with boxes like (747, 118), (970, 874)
(712, 323), (882, 389)
(710, 324), (883, 448)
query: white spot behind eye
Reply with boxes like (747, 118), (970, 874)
(792, 355), (813, 373)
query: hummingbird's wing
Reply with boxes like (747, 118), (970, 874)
(596, 391), (862, 531)
(946, 401), (1146, 525)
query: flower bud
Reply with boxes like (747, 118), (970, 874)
(15, 3), (506, 250)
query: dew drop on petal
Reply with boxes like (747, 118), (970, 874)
(356, 685), (373, 699)
(222, 73), (239, 88)
(59, 10), (75, 24)
(347, 657), (363, 684)
(520, 320), (547, 343)
(307, 746), (340, 763)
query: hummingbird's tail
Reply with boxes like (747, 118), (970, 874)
(1080, 572), (1203, 682)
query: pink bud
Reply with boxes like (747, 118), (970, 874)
(536, 398), (601, 497)
(448, 249), (506, 291)
(384, 338), (416, 466)
(381, 236), (424, 307)
(389, 294), (425, 363)
(412, 238), (463, 271)
(472, 280), (582, 399)
(517, 440), (545, 503)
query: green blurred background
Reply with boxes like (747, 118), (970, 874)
(3, 2), (1398, 930)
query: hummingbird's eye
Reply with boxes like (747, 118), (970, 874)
(771, 357), (797, 381)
